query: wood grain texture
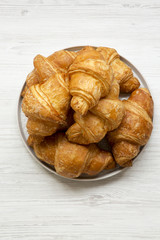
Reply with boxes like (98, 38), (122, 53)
(0, 0), (160, 239)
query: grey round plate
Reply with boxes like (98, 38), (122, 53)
(18, 46), (149, 181)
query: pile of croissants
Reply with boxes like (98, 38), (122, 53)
(21, 46), (153, 179)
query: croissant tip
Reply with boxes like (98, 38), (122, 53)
(121, 160), (132, 167)
(106, 160), (116, 170)
(140, 88), (150, 94)
(71, 96), (89, 115)
(27, 136), (34, 147)
(66, 126), (79, 142)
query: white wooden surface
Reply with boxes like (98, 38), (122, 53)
(0, 0), (160, 239)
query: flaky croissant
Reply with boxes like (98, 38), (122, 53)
(27, 108), (74, 147)
(107, 88), (153, 167)
(69, 46), (113, 115)
(22, 73), (71, 142)
(32, 132), (116, 178)
(97, 47), (140, 93)
(22, 49), (77, 97)
(66, 79), (124, 145)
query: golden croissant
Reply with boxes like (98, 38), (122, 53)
(97, 47), (140, 93)
(32, 132), (116, 178)
(69, 46), (113, 115)
(22, 72), (71, 142)
(66, 79), (125, 145)
(22, 49), (77, 97)
(107, 88), (153, 167)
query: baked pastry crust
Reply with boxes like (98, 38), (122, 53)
(69, 46), (113, 115)
(33, 133), (116, 178)
(22, 73), (71, 143)
(107, 88), (153, 167)
(97, 47), (140, 93)
(66, 79), (124, 144)
(22, 50), (77, 97)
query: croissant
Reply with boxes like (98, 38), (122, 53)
(27, 108), (74, 147)
(66, 79), (125, 145)
(22, 73), (71, 143)
(27, 135), (45, 147)
(97, 47), (140, 93)
(69, 46), (113, 115)
(107, 88), (153, 167)
(21, 49), (77, 97)
(32, 132), (116, 178)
